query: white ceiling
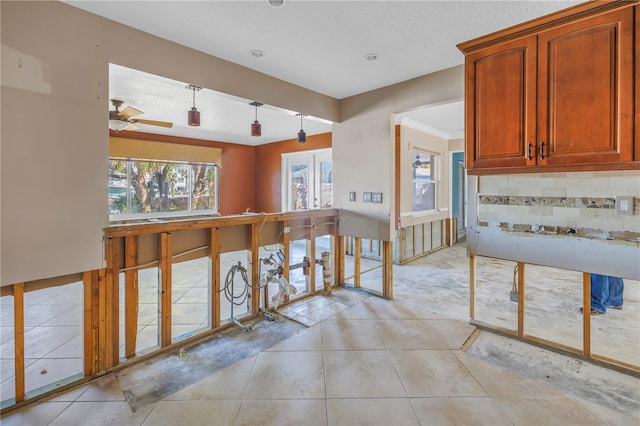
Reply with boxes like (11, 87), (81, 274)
(65, 0), (582, 145)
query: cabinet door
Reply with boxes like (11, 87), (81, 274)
(537, 8), (634, 166)
(465, 36), (537, 169)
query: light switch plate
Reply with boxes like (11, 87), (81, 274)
(615, 196), (634, 216)
(349, 191), (356, 202)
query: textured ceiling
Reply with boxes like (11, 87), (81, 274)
(66, 0), (583, 144)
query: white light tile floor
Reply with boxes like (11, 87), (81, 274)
(2, 287), (638, 425)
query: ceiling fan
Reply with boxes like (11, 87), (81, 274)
(108, 99), (173, 131)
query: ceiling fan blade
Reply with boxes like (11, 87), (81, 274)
(123, 123), (138, 131)
(119, 106), (144, 119)
(132, 119), (174, 128)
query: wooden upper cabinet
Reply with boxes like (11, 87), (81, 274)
(537, 8), (634, 166)
(465, 37), (537, 169)
(460, 2), (637, 173)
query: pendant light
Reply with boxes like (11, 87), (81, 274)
(296, 113), (307, 143)
(186, 84), (202, 126)
(250, 101), (263, 136)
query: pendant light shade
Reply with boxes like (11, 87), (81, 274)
(250, 101), (263, 137)
(187, 85), (202, 127)
(296, 113), (307, 143)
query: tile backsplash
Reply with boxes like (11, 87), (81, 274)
(477, 171), (640, 239)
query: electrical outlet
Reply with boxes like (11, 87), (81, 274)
(615, 196), (633, 216)
(284, 226), (291, 233)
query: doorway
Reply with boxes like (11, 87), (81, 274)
(281, 148), (332, 211)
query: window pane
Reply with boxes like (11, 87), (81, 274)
(191, 164), (217, 210)
(320, 161), (332, 208)
(412, 152), (437, 212)
(110, 159), (218, 219)
(291, 162), (309, 210)
(109, 160), (129, 214)
(414, 181), (435, 211)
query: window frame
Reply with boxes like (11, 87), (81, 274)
(109, 157), (219, 222)
(411, 150), (439, 213)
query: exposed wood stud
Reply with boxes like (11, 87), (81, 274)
(159, 233), (172, 347)
(124, 236), (139, 358)
(82, 272), (93, 376)
(382, 241), (393, 299)
(354, 237), (362, 288)
(470, 254), (476, 319)
(210, 227), (221, 329)
(250, 223), (260, 314)
(13, 283), (25, 403)
(583, 272), (591, 357)
(96, 269), (106, 371)
(283, 220), (291, 303)
(309, 217), (316, 294)
(517, 262), (525, 338)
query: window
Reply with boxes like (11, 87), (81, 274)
(412, 151), (437, 212)
(282, 148), (332, 211)
(109, 159), (219, 220)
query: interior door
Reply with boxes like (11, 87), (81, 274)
(282, 149), (332, 211)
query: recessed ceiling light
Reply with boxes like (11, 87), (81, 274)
(250, 50), (265, 58)
(268, 0), (284, 6)
(365, 53), (380, 61)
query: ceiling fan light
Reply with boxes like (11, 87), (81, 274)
(109, 119), (129, 131)
(188, 107), (200, 127)
(251, 120), (262, 137)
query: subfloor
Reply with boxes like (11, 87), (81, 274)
(1, 243), (639, 425)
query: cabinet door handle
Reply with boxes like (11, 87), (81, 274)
(539, 141), (545, 160)
(527, 143), (533, 160)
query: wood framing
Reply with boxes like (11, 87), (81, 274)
(124, 235), (139, 358)
(210, 227), (221, 329)
(382, 240), (393, 299)
(283, 220), (291, 304)
(159, 232), (172, 348)
(105, 238), (119, 368)
(517, 262), (525, 338)
(13, 283), (25, 403)
(354, 237), (362, 288)
(469, 254), (476, 319)
(250, 223), (260, 314)
(583, 272), (591, 357)
(309, 217), (316, 294)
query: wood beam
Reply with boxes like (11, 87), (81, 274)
(309, 218), (316, 294)
(382, 241), (393, 299)
(124, 235), (139, 359)
(97, 269), (107, 371)
(583, 272), (591, 357)
(354, 237), (362, 288)
(13, 283), (25, 403)
(517, 262), (525, 338)
(251, 223), (260, 314)
(210, 227), (221, 329)
(469, 254), (476, 319)
(105, 238), (119, 368)
(159, 233), (172, 348)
